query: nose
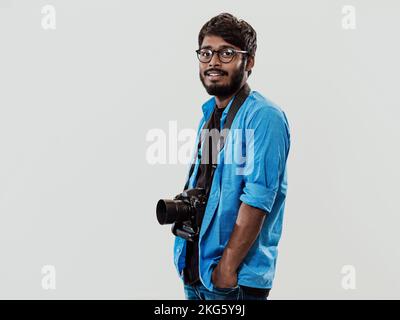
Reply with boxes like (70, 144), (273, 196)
(208, 51), (221, 68)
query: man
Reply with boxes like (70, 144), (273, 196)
(174, 13), (291, 300)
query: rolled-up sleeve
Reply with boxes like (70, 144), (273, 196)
(239, 106), (290, 214)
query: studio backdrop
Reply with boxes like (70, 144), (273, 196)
(0, 0), (399, 299)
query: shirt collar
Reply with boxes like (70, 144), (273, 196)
(201, 95), (236, 120)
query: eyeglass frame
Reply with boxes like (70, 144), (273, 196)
(195, 47), (248, 63)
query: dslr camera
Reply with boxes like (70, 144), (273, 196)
(156, 188), (207, 241)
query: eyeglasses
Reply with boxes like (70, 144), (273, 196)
(195, 48), (248, 63)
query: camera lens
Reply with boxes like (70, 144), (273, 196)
(156, 199), (191, 225)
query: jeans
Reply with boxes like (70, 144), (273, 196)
(184, 281), (269, 300)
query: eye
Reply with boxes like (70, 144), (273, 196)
(200, 49), (212, 57)
(220, 49), (235, 57)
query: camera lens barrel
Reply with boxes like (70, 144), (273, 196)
(156, 199), (191, 225)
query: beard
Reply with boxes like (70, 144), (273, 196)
(200, 60), (246, 98)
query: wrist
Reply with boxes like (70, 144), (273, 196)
(219, 256), (238, 275)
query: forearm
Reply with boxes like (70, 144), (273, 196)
(219, 202), (267, 273)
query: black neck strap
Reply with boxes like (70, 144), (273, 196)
(183, 83), (251, 192)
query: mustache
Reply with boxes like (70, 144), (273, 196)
(204, 68), (228, 76)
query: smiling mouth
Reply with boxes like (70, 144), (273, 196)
(206, 72), (226, 80)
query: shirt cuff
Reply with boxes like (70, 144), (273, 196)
(239, 182), (277, 213)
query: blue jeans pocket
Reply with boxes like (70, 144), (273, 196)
(212, 284), (239, 295)
(210, 282), (241, 301)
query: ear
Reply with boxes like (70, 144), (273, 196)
(246, 55), (255, 72)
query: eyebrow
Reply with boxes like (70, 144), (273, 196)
(200, 45), (234, 50)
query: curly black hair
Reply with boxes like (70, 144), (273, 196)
(198, 13), (257, 76)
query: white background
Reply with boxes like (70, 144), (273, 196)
(0, 0), (399, 299)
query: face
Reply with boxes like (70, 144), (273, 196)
(198, 35), (252, 98)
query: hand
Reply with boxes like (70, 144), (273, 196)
(211, 262), (238, 289)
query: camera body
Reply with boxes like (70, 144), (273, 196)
(156, 188), (208, 241)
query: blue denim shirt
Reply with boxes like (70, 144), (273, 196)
(174, 89), (291, 290)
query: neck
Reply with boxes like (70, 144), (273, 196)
(215, 95), (234, 109)
(214, 81), (247, 109)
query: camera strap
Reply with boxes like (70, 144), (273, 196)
(183, 83), (251, 193)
